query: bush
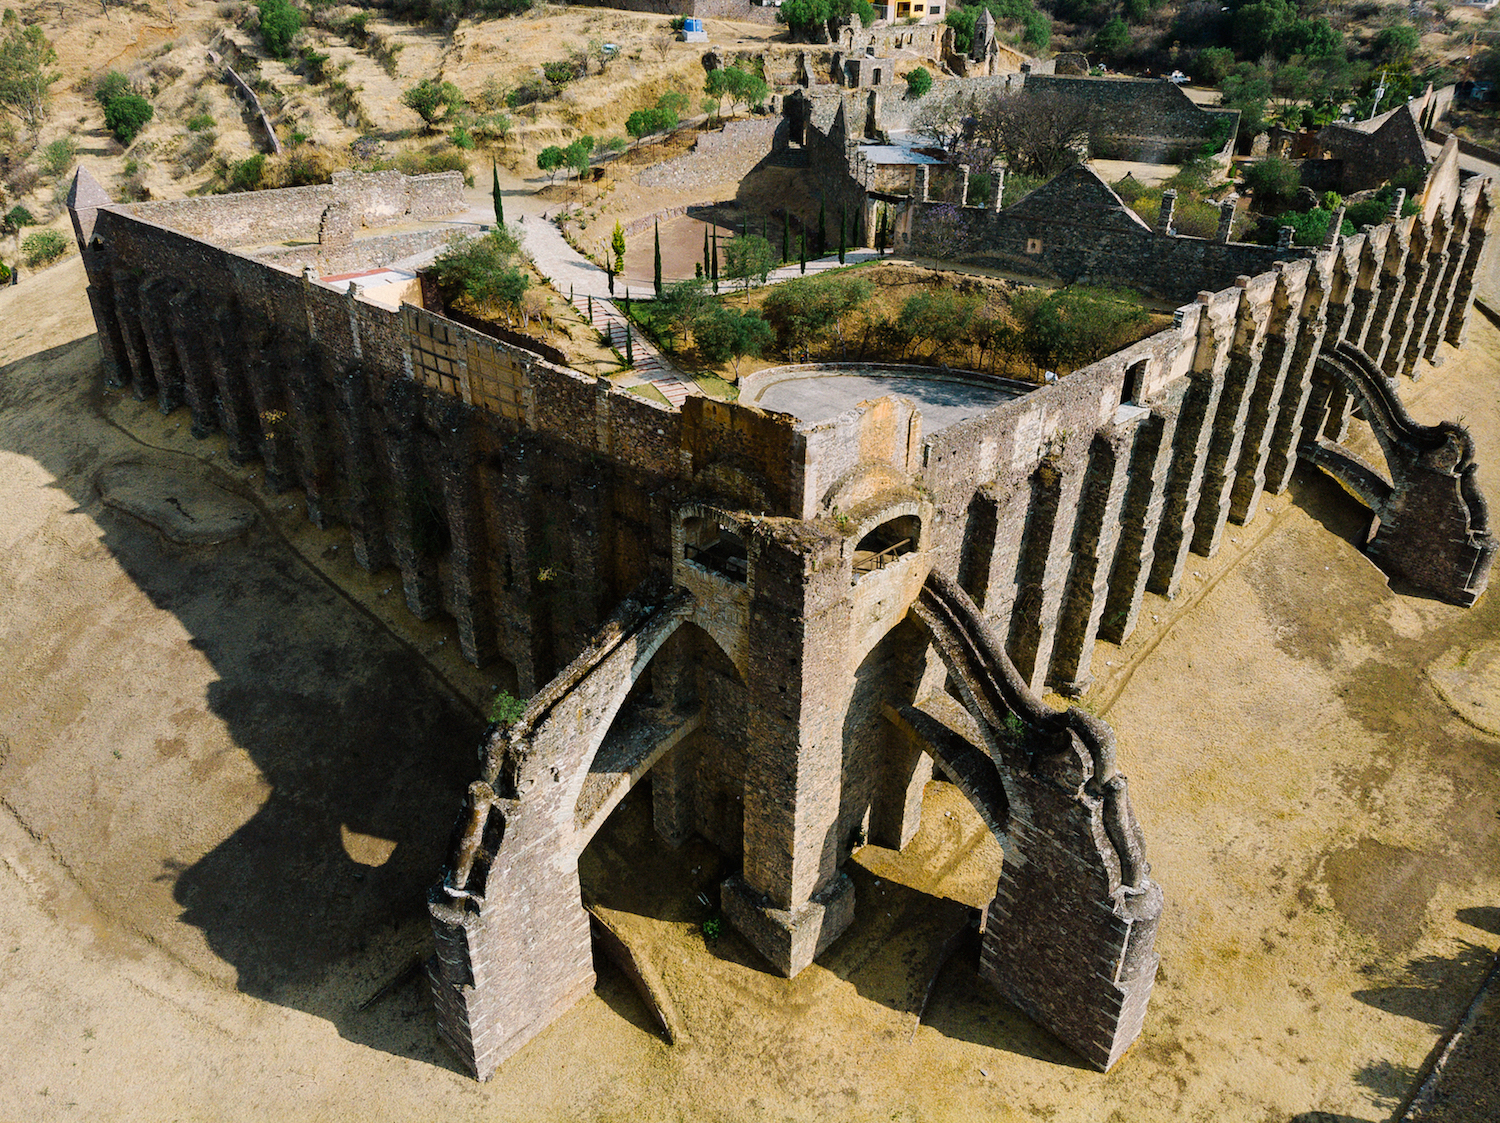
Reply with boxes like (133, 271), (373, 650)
(104, 93), (154, 145)
(1279, 206), (1354, 246)
(228, 153), (266, 191)
(257, 0), (303, 58)
(1241, 156), (1300, 206)
(41, 137), (75, 176)
(905, 66), (932, 99)
(21, 229), (69, 268)
(5, 204), (36, 229)
(186, 112), (215, 131)
(93, 71), (131, 107)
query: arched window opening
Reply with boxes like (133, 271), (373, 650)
(854, 514), (920, 577)
(683, 516), (748, 582)
(1121, 358), (1147, 407)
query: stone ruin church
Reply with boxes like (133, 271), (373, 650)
(65, 134), (1494, 1079)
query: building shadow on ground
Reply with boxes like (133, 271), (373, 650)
(0, 334), (484, 1073)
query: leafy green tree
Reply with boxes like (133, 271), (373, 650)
(21, 228), (68, 267)
(658, 278), (711, 346)
(1374, 24), (1419, 66)
(704, 63), (768, 118)
(1193, 47), (1235, 86)
(536, 145), (565, 181)
(256, 0), (303, 60)
(905, 67), (932, 99)
(1093, 17), (1132, 60)
(1242, 156), (1300, 206)
(403, 78), (465, 132)
(894, 290), (980, 360)
(611, 220), (626, 275)
(94, 71), (131, 108)
(104, 93), (154, 145)
(762, 274), (872, 357)
(431, 228), (529, 322)
(228, 153), (266, 192)
(1010, 286), (1147, 374)
(778, 0), (873, 39)
(695, 307), (772, 374)
(724, 234), (777, 299)
(1233, 0), (1294, 60)
(563, 135), (594, 180)
(0, 12), (59, 138)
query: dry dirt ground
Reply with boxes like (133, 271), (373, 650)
(3, 247), (1499, 1121)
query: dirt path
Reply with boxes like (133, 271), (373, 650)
(1, 251), (1498, 1121)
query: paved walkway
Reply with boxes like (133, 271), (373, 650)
(405, 188), (893, 410)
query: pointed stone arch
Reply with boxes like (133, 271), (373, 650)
(891, 569), (1162, 1071)
(1299, 340), (1495, 604)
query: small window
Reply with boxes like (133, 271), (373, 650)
(1026, 238), (1042, 254)
(1121, 358), (1147, 406)
(854, 515), (921, 579)
(683, 517), (748, 583)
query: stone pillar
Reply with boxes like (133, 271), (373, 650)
(1157, 190), (1177, 235)
(165, 289), (224, 440)
(958, 164), (971, 207)
(1263, 265), (1331, 496)
(1010, 456), (1090, 693)
(1321, 205), (1346, 248)
(1098, 410), (1179, 645)
(1216, 196), (1237, 243)
(1277, 225), (1295, 250)
(990, 163), (1006, 213)
(1147, 291), (1234, 599)
(722, 525), (855, 977)
(919, 163), (931, 202)
(1192, 277), (1272, 557)
(1444, 200), (1490, 349)
(1228, 264), (1304, 525)
(1387, 188), (1407, 220)
(434, 398), (498, 667)
(1049, 430), (1134, 694)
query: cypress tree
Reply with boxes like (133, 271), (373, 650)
(653, 220), (663, 297)
(703, 224), (710, 277)
(588, 294), (593, 321)
(817, 199), (826, 256)
(625, 321), (634, 366)
(492, 160), (504, 227)
(838, 205), (846, 265)
(799, 232), (806, 274)
(782, 211), (790, 263)
(711, 227), (719, 293)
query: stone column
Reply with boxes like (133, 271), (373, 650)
(1216, 196), (1237, 243)
(1157, 190), (1177, 235)
(1192, 276), (1272, 558)
(958, 164), (971, 207)
(919, 163), (931, 202)
(722, 525), (855, 977)
(990, 162), (1006, 213)
(1049, 429), (1134, 693)
(1228, 263), (1305, 525)
(1147, 291), (1234, 599)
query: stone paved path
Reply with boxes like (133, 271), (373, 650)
(407, 190), (892, 410)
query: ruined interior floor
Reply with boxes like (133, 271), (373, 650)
(1, 256), (1498, 1122)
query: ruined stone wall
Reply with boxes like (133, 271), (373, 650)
(77, 193), (813, 690)
(124, 170), (465, 247)
(251, 225), (454, 274)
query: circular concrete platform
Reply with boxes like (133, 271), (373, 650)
(741, 363), (1033, 433)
